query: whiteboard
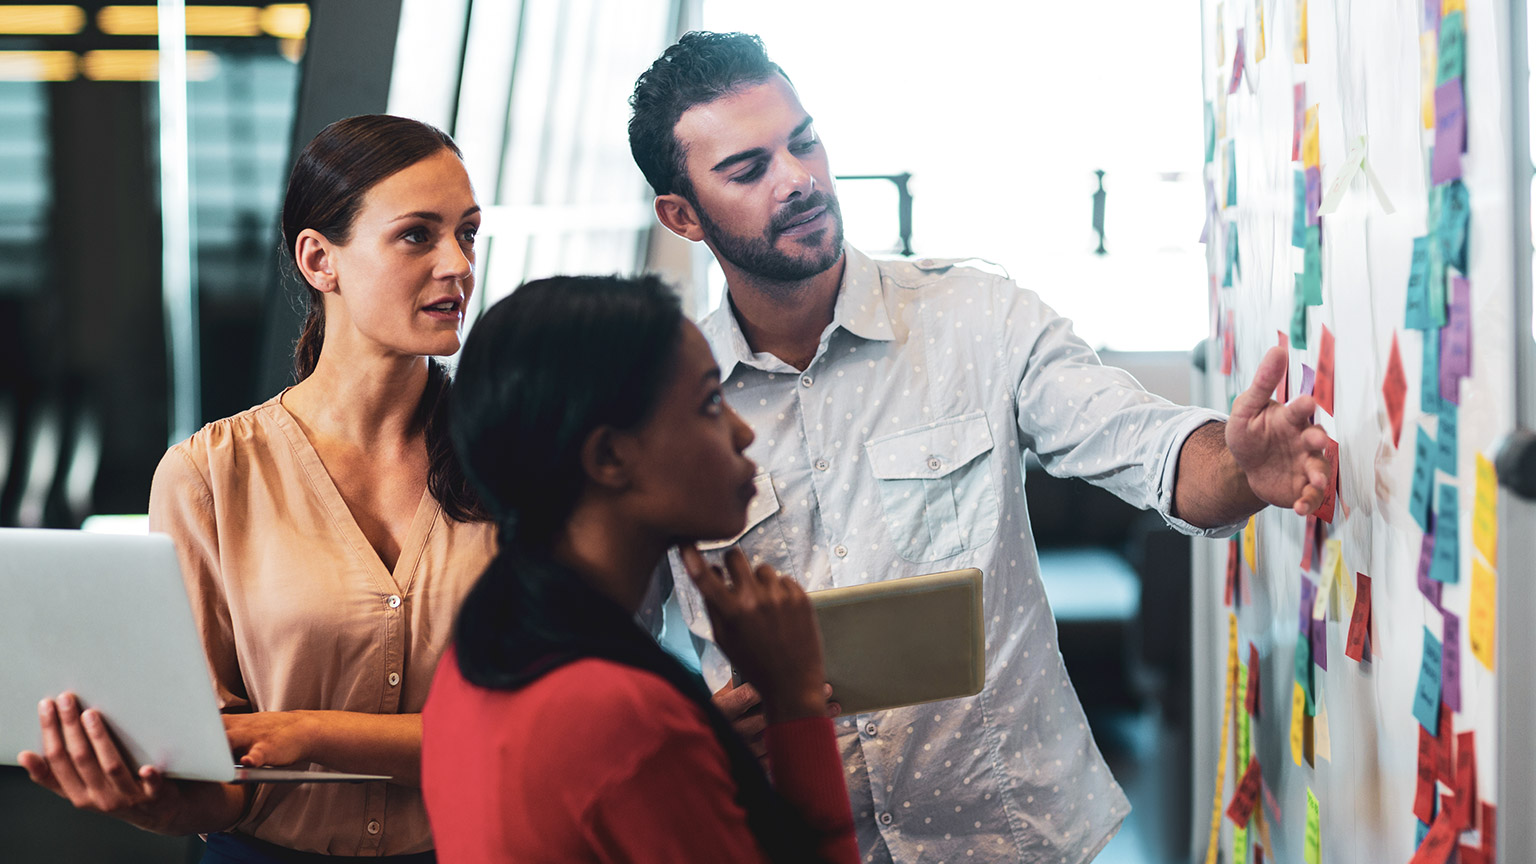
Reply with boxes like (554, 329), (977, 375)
(1191, 0), (1520, 862)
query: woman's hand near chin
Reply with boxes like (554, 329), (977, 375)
(17, 692), (247, 835)
(679, 545), (830, 724)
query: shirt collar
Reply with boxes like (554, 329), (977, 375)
(700, 245), (895, 382)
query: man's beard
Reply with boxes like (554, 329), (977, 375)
(697, 190), (845, 285)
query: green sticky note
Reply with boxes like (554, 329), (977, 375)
(1292, 170), (1308, 247)
(1294, 630), (1315, 715)
(1405, 236), (1434, 329)
(1206, 101), (1216, 164)
(1305, 788), (1321, 864)
(1303, 225), (1323, 305)
(1438, 11), (1466, 85)
(1291, 275), (1310, 348)
(1237, 662), (1251, 767)
(1235, 825), (1249, 864)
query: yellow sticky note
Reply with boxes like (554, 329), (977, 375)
(1315, 688), (1331, 762)
(1217, 76), (1228, 138)
(1470, 557), (1497, 670)
(1290, 681), (1306, 765)
(1474, 453), (1498, 566)
(1303, 105), (1320, 169)
(1243, 516), (1258, 570)
(1294, 0), (1309, 64)
(1206, 612), (1240, 864)
(1255, 0), (1267, 62)
(1421, 32), (1438, 130)
(1217, 2), (1227, 62)
(1305, 789), (1321, 864)
(1442, 0), (1466, 14)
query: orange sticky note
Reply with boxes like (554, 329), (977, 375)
(1243, 515), (1258, 570)
(1384, 332), (1407, 447)
(1469, 557), (1496, 670)
(1315, 325), (1336, 415)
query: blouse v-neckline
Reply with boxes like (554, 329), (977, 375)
(268, 394), (438, 592)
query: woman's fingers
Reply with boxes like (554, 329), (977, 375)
(38, 698), (87, 801)
(81, 708), (141, 799)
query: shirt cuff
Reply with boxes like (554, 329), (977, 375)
(1156, 409), (1248, 539)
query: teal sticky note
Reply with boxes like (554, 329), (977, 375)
(1416, 819), (1431, 847)
(1227, 139), (1239, 208)
(1422, 329), (1442, 414)
(1405, 236), (1434, 329)
(1413, 627), (1443, 731)
(1205, 101), (1216, 164)
(1437, 180), (1469, 273)
(1437, 400), (1458, 476)
(1224, 225), (1238, 287)
(1438, 11), (1466, 85)
(1303, 226), (1323, 305)
(1410, 427), (1436, 531)
(1431, 482), (1460, 583)
(1291, 275), (1310, 349)
(1293, 171), (1308, 247)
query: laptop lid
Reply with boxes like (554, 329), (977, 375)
(0, 529), (385, 784)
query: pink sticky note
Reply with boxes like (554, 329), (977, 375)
(1432, 81), (1466, 184)
(1293, 83), (1306, 161)
(1230, 28), (1246, 94)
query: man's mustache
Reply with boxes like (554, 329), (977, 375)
(770, 192), (837, 233)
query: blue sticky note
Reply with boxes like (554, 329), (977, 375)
(1409, 427), (1436, 531)
(1437, 400), (1458, 476)
(1303, 226), (1323, 306)
(1227, 140), (1239, 208)
(1438, 11), (1466, 85)
(1405, 237), (1434, 329)
(1412, 627), (1443, 732)
(1437, 180), (1470, 273)
(1294, 629), (1315, 715)
(1430, 483), (1460, 583)
(1416, 818), (1431, 848)
(1224, 223), (1239, 287)
(1293, 171), (1308, 247)
(1422, 329), (1442, 415)
(1291, 275), (1309, 349)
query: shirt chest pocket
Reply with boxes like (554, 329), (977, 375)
(864, 411), (1000, 563)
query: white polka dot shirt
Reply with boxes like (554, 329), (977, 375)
(660, 246), (1235, 863)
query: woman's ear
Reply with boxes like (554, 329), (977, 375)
(580, 425), (632, 492)
(295, 228), (340, 293)
(654, 194), (705, 243)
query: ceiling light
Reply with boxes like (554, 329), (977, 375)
(259, 4), (309, 39)
(98, 5), (262, 37)
(80, 49), (220, 81)
(0, 5), (86, 35)
(0, 50), (78, 81)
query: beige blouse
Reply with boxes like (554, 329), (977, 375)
(147, 394), (496, 855)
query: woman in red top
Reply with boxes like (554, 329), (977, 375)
(421, 275), (858, 864)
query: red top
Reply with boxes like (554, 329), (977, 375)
(422, 649), (858, 864)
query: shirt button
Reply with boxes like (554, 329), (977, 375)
(864, 722), (878, 737)
(878, 812), (894, 826)
(388, 672), (401, 687)
(814, 458), (829, 471)
(801, 375), (814, 388)
(927, 456), (943, 471)
(366, 820), (381, 835)
(834, 544), (848, 558)
(386, 595), (402, 609)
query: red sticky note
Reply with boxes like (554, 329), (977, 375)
(1226, 756), (1263, 825)
(1315, 325), (1336, 415)
(1408, 806), (1460, 864)
(1229, 28), (1246, 94)
(1226, 540), (1240, 606)
(1276, 331), (1290, 402)
(1437, 704), (1456, 787)
(1301, 513), (1319, 571)
(1414, 725), (1437, 824)
(1456, 731), (1477, 830)
(1482, 802), (1497, 858)
(1384, 331), (1407, 447)
(1223, 318), (1236, 375)
(1255, 846), (1265, 864)
(1314, 437), (1340, 524)
(1246, 643), (1261, 716)
(1459, 845), (1487, 864)
(1345, 572), (1372, 662)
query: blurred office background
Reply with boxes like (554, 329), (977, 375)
(0, 2), (1209, 862)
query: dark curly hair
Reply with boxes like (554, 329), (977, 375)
(628, 31), (788, 200)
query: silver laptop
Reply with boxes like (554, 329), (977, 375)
(0, 528), (386, 784)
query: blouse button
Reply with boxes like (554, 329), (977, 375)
(388, 672), (401, 687)
(814, 458), (829, 471)
(834, 545), (848, 558)
(366, 820), (381, 835)
(878, 812), (894, 826)
(801, 375), (814, 388)
(927, 456), (943, 471)
(386, 595), (402, 609)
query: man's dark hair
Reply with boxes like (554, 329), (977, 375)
(628, 31), (787, 200)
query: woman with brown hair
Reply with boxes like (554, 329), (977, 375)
(19, 114), (494, 862)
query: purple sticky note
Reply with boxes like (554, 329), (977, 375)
(1301, 578), (1317, 634)
(1443, 611), (1461, 712)
(1229, 28), (1246, 94)
(1301, 363), (1316, 396)
(1440, 277), (1473, 403)
(1432, 82), (1466, 184)
(1425, 0), (1441, 30)
(1305, 167), (1322, 226)
(1418, 515), (1443, 607)
(1312, 613), (1329, 670)
(1293, 83), (1306, 161)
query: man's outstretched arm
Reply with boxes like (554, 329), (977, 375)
(1172, 345), (1333, 529)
